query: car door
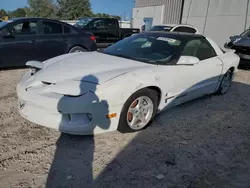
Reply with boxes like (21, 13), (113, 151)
(0, 20), (39, 67)
(35, 20), (66, 61)
(105, 19), (119, 44)
(181, 38), (222, 101)
(87, 19), (107, 47)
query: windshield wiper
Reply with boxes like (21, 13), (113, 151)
(103, 52), (163, 65)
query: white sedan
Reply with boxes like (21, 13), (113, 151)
(17, 32), (239, 135)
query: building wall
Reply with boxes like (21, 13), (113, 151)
(133, 0), (183, 29)
(182, 0), (250, 47)
(132, 5), (164, 29)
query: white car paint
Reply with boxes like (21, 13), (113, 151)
(166, 24), (200, 34)
(17, 38), (239, 135)
(132, 24), (199, 36)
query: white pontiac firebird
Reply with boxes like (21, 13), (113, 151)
(17, 32), (239, 135)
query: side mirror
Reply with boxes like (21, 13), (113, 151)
(177, 56), (200, 65)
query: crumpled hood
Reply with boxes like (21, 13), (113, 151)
(34, 52), (149, 84)
(230, 36), (250, 47)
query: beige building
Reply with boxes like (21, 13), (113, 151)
(132, 0), (250, 47)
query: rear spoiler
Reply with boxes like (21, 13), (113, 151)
(26, 61), (44, 75)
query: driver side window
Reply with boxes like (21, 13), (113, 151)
(182, 39), (217, 61)
(89, 19), (105, 29)
(11, 21), (37, 35)
(182, 39), (202, 57)
(196, 41), (217, 60)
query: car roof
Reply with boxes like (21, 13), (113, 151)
(9, 17), (66, 23)
(153, 24), (195, 28)
(7, 17), (75, 28)
(140, 31), (204, 40)
(78, 17), (116, 20)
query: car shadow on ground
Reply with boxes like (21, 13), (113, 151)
(94, 81), (250, 188)
(46, 78), (250, 187)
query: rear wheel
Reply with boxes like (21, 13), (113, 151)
(217, 69), (233, 94)
(118, 88), (158, 133)
(69, 46), (87, 53)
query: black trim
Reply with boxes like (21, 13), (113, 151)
(164, 95), (175, 103)
(176, 93), (187, 99)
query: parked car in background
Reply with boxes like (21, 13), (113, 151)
(224, 29), (250, 60)
(0, 17), (97, 68)
(74, 18), (140, 48)
(17, 32), (239, 135)
(148, 24), (200, 34)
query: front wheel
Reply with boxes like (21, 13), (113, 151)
(118, 88), (158, 133)
(217, 69), (233, 94)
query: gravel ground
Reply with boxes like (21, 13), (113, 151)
(0, 68), (250, 188)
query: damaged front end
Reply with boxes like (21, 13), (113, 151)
(26, 61), (44, 75)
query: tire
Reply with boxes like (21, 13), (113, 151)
(118, 88), (158, 133)
(217, 69), (233, 95)
(69, 46), (87, 53)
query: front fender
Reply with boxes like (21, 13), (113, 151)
(96, 70), (162, 107)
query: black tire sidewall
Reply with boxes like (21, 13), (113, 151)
(118, 88), (158, 133)
(218, 70), (233, 95)
(69, 46), (87, 53)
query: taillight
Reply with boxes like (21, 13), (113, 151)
(90, 35), (96, 42)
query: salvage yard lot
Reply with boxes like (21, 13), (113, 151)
(0, 68), (250, 188)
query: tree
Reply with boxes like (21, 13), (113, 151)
(8, 8), (27, 18)
(0, 9), (7, 17)
(57, 0), (92, 20)
(28, 0), (58, 18)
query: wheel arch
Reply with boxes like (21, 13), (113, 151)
(229, 66), (235, 73)
(68, 45), (89, 53)
(147, 86), (162, 106)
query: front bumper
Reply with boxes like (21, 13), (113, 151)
(230, 45), (250, 60)
(17, 72), (120, 135)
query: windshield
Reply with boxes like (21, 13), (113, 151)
(0, 21), (8, 29)
(103, 34), (183, 65)
(148, 26), (173, 32)
(240, 29), (250, 37)
(75, 18), (93, 28)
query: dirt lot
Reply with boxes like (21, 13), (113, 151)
(0, 68), (250, 188)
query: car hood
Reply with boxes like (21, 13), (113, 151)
(34, 52), (151, 84)
(230, 36), (250, 47)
